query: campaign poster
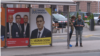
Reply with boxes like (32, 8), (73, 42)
(7, 8), (29, 46)
(1, 8), (5, 47)
(30, 8), (52, 46)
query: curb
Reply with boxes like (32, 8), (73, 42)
(53, 34), (100, 36)
(30, 49), (100, 55)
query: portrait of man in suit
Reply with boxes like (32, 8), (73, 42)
(21, 15), (29, 38)
(31, 15), (51, 38)
(7, 15), (15, 38)
(12, 14), (22, 38)
(0, 17), (5, 36)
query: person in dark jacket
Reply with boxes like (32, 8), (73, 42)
(69, 16), (76, 47)
(21, 15), (29, 38)
(12, 14), (22, 38)
(7, 15), (16, 38)
(98, 15), (100, 25)
(74, 15), (85, 47)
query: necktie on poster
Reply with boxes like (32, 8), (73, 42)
(10, 23), (12, 38)
(38, 32), (41, 38)
(18, 24), (21, 33)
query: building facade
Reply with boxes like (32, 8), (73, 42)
(2, 1), (100, 13)
(70, 1), (100, 13)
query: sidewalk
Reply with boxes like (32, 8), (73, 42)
(1, 40), (100, 56)
(53, 26), (100, 36)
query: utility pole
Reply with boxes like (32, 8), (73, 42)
(63, 5), (70, 49)
(98, 1), (99, 13)
(57, 5), (58, 12)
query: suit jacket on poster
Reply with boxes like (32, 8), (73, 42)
(7, 22), (16, 38)
(21, 23), (29, 38)
(12, 23), (23, 38)
(31, 27), (51, 38)
(1, 25), (5, 38)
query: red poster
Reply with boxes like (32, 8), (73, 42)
(7, 8), (29, 46)
(7, 38), (29, 46)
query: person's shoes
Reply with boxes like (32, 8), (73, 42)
(69, 44), (72, 47)
(80, 43), (83, 47)
(75, 43), (78, 47)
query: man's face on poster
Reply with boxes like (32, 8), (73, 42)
(8, 15), (13, 23)
(16, 16), (21, 24)
(24, 16), (28, 23)
(36, 18), (45, 30)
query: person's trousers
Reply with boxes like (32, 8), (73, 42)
(69, 29), (73, 40)
(76, 30), (83, 43)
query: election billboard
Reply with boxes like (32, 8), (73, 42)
(7, 8), (29, 46)
(30, 8), (52, 46)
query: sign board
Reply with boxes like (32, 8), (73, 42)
(7, 8), (29, 46)
(30, 8), (52, 46)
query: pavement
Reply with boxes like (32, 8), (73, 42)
(1, 40), (100, 56)
(53, 25), (100, 36)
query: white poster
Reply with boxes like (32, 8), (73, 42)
(30, 8), (51, 39)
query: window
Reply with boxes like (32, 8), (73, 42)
(39, 5), (44, 8)
(76, 2), (80, 11)
(87, 2), (90, 12)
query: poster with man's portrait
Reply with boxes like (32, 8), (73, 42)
(30, 8), (52, 46)
(7, 8), (29, 47)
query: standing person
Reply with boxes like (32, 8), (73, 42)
(21, 15), (29, 38)
(98, 15), (100, 25)
(7, 15), (16, 38)
(98, 15), (100, 20)
(69, 16), (76, 46)
(74, 15), (85, 47)
(12, 14), (22, 38)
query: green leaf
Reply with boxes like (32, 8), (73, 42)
(83, 13), (85, 20)
(76, 12), (79, 19)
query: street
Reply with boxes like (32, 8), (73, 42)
(39, 51), (100, 56)
(53, 35), (100, 43)
(52, 25), (100, 43)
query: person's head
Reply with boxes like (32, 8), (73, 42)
(15, 14), (21, 24)
(8, 15), (13, 23)
(36, 15), (45, 31)
(71, 16), (76, 21)
(0, 17), (2, 25)
(99, 15), (100, 19)
(78, 15), (81, 20)
(23, 15), (28, 24)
